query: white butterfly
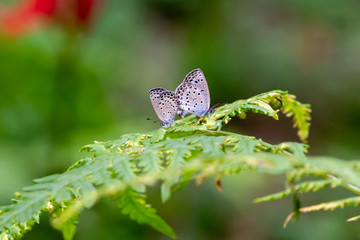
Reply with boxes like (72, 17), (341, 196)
(175, 68), (210, 118)
(148, 88), (178, 127)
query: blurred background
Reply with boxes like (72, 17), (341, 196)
(0, 0), (359, 239)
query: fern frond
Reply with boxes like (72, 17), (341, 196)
(254, 179), (343, 203)
(280, 94), (311, 142)
(0, 90), (356, 240)
(283, 196), (360, 227)
(52, 210), (78, 240)
(119, 188), (176, 238)
(183, 90), (311, 142)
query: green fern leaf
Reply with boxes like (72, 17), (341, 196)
(0, 191), (49, 230)
(229, 135), (260, 155)
(284, 196), (360, 227)
(111, 154), (145, 192)
(281, 94), (311, 142)
(197, 136), (227, 157)
(149, 129), (167, 143)
(241, 100), (279, 119)
(111, 154), (137, 181)
(139, 147), (164, 172)
(53, 213), (78, 240)
(254, 179), (342, 203)
(118, 188), (176, 238)
(160, 183), (172, 203)
(163, 137), (197, 167)
(310, 157), (360, 187)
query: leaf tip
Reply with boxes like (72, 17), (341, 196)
(283, 212), (294, 228)
(215, 177), (223, 192)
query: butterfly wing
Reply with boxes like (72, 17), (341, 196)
(182, 68), (210, 110)
(149, 88), (178, 126)
(149, 88), (167, 103)
(175, 83), (209, 117)
(149, 88), (167, 119)
(175, 69), (210, 117)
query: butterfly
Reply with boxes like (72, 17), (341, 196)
(148, 88), (179, 127)
(175, 68), (210, 118)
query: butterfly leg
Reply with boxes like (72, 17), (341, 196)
(177, 109), (190, 118)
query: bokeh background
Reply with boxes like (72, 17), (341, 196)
(0, 0), (359, 239)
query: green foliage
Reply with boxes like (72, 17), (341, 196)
(118, 188), (176, 238)
(0, 90), (359, 240)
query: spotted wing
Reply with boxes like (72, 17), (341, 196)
(149, 88), (167, 103)
(175, 83), (209, 117)
(149, 88), (178, 124)
(149, 88), (167, 119)
(182, 68), (210, 110)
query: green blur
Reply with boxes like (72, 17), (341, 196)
(0, 0), (359, 239)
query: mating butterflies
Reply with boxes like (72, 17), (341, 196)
(149, 68), (210, 127)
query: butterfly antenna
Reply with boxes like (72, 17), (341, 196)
(208, 101), (227, 114)
(212, 101), (227, 109)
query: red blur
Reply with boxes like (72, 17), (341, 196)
(0, 0), (101, 35)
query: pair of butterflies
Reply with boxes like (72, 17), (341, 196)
(149, 68), (210, 127)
